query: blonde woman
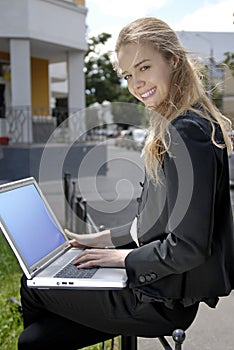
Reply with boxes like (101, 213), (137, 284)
(18, 18), (234, 349)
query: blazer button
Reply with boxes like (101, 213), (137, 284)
(138, 275), (146, 283)
(145, 274), (151, 282)
(150, 273), (157, 280)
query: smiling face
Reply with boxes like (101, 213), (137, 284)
(117, 42), (175, 109)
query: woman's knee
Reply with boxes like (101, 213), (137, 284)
(18, 326), (45, 350)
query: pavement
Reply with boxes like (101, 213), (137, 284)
(138, 293), (234, 349)
(39, 141), (234, 350)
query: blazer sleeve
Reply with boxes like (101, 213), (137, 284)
(125, 117), (219, 288)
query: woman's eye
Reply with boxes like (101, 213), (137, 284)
(141, 65), (150, 71)
(124, 74), (132, 81)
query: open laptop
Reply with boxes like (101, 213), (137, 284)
(0, 177), (127, 289)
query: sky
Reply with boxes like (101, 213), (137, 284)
(85, 0), (233, 48)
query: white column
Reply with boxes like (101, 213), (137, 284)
(10, 39), (32, 142)
(0, 76), (6, 137)
(67, 50), (86, 141)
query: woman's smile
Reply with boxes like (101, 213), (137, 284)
(140, 87), (157, 100)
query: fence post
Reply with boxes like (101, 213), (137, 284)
(82, 199), (87, 233)
(75, 195), (87, 233)
(70, 181), (76, 230)
(64, 173), (71, 228)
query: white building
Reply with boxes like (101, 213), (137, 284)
(177, 31), (234, 124)
(0, 0), (87, 142)
(50, 29), (234, 125)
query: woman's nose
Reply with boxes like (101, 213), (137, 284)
(133, 75), (144, 89)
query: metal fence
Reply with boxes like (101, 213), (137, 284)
(0, 106), (81, 144)
(63, 173), (99, 234)
(1, 106), (31, 143)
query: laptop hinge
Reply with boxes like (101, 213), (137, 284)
(30, 244), (71, 278)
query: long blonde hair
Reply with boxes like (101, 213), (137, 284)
(115, 17), (232, 182)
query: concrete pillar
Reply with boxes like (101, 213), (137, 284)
(67, 50), (86, 141)
(0, 76), (6, 137)
(10, 39), (32, 142)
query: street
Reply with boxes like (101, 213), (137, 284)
(40, 139), (145, 229)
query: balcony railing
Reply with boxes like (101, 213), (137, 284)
(0, 106), (75, 144)
(0, 105), (118, 145)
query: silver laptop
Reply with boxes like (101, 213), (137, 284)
(0, 177), (127, 289)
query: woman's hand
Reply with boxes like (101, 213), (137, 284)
(64, 229), (113, 249)
(73, 248), (133, 268)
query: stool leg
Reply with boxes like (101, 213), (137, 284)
(158, 336), (173, 350)
(172, 329), (186, 350)
(121, 335), (137, 350)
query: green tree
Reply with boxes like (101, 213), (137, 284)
(85, 33), (122, 106)
(199, 63), (224, 111)
(85, 33), (145, 126)
(223, 52), (234, 76)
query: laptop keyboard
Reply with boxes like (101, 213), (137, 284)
(54, 263), (98, 279)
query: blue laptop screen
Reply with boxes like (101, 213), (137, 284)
(0, 183), (66, 266)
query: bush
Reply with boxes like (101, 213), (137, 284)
(0, 233), (23, 350)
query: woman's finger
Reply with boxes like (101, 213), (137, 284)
(69, 239), (82, 248)
(73, 249), (97, 264)
(64, 229), (77, 239)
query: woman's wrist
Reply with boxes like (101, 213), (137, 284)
(85, 230), (112, 248)
(95, 229), (113, 248)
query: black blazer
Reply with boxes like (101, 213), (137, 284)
(111, 110), (234, 308)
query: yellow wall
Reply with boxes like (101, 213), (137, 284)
(31, 57), (49, 116)
(73, 0), (85, 5)
(0, 53), (50, 116)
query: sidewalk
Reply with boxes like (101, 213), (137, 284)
(40, 143), (145, 229)
(138, 292), (234, 349)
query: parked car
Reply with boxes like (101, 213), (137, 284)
(131, 128), (147, 151)
(124, 128), (147, 151)
(115, 128), (147, 150)
(115, 130), (131, 147)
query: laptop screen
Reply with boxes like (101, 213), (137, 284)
(0, 183), (66, 266)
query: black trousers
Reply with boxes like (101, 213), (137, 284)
(18, 275), (198, 350)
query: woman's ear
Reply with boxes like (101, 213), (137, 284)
(172, 56), (179, 69)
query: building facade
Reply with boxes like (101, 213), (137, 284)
(177, 31), (234, 125)
(223, 66), (234, 123)
(0, 0), (87, 142)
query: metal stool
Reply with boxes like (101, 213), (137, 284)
(121, 329), (186, 350)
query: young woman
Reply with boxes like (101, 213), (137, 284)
(18, 17), (234, 349)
